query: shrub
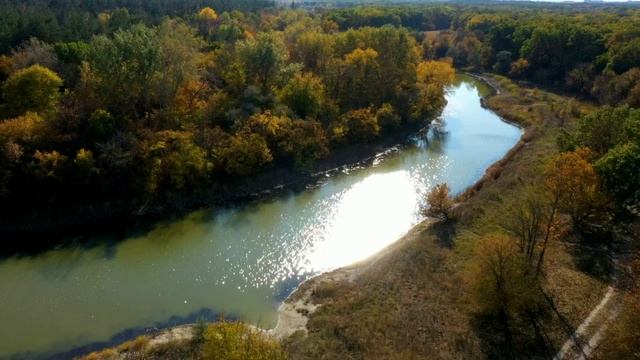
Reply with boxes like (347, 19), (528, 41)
(201, 321), (287, 360)
(425, 183), (454, 221)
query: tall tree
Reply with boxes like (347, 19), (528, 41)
(2, 65), (63, 118)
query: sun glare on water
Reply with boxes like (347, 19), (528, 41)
(306, 170), (421, 271)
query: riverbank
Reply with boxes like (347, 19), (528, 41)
(0, 111), (435, 256)
(281, 74), (610, 359)
(73, 74), (609, 360)
(69, 74), (514, 360)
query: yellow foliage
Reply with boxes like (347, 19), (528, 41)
(413, 60), (455, 118)
(116, 335), (149, 353)
(469, 233), (542, 317)
(201, 321), (287, 360)
(244, 111), (291, 138)
(97, 12), (111, 26)
(425, 183), (454, 220)
(345, 47), (379, 65)
(32, 150), (68, 179)
(198, 7), (218, 21)
(416, 60), (455, 89)
(545, 148), (603, 224)
(0, 112), (43, 143)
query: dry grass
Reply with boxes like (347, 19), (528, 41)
(283, 74), (608, 359)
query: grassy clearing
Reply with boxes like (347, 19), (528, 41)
(283, 75), (608, 359)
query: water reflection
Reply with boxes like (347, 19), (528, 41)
(0, 75), (521, 358)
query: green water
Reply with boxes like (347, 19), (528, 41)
(0, 75), (521, 359)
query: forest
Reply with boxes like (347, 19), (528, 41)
(1, 1), (640, 360)
(0, 1), (457, 240)
(2, 1), (639, 241)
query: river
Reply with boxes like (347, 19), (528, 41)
(0, 75), (521, 359)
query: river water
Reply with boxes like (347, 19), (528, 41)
(0, 75), (521, 359)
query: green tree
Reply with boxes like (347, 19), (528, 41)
(291, 31), (333, 70)
(334, 107), (380, 143)
(236, 32), (287, 90)
(493, 50), (512, 75)
(278, 73), (327, 119)
(610, 38), (640, 75)
(86, 24), (161, 117)
(595, 142), (640, 207)
(223, 132), (273, 176)
(2, 65), (62, 118)
(144, 131), (210, 194)
(575, 106), (636, 155)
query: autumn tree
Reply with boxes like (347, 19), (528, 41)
(504, 188), (568, 277)
(375, 103), (401, 129)
(413, 60), (455, 120)
(223, 132), (273, 176)
(2, 65), (62, 118)
(469, 232), (547, 356)
(196, 7), (218, 38)
(336, 48), (382, 110)
(143, 130), (210, 194)
(278, 73), (328, 119)
(332, 107), (380, 143)
(424, 183), (454, 221)
(153, 19), (204, 112)
(470, 233), (543, 318)
(73, 148), (97, 183)
(243, 111), (329, 168)
(10, 38), (58, 72)
(545, 148), (605, 228)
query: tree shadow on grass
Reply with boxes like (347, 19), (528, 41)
(431, 220), (457, 248)
(570, 229), (615, 282)
(471, 312), (553, 360)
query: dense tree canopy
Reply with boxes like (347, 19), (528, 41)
(0, 5), (458, 221)
(1, 0), (639, 231)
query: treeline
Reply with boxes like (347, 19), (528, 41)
(0, 6), (454, 230)
(423, 7), (640, 107)
(325, 5), (455, 31)
(323, 4), (640, 107)
(327, 4), (640, 211)
(0, 0), (274, 53)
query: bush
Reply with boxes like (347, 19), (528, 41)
(425, 183), (454, 221)
(201, 321), (287, 360)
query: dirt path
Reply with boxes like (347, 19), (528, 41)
(553, 235), (634, 360)
(553, 286), (620, 360)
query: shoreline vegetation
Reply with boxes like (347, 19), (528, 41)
(0, 8), (458, 253)
(76, 73), (602, 360)
(0, 112), (436, 254)
(2, 2), (639, 360)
